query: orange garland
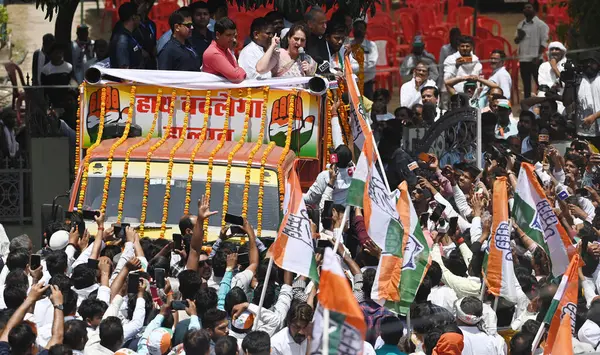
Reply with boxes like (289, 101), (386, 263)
(352, 44), (365, 94)
(257, 141), (276, 237)
(74, 82), (84, 176)
(325, 89), (334, 164)
(336, 83), (349, 147)
(100, 85), (137, 214)
(77, 87), (107, 211)
(277, 89), (297, 204)
(203, 89), (232, 235)
(183, 90), (212, 215)
(221, 88), (252, 229)
(160, 92), (191, 238)
(117, 88), (162, 222)
(139, 89), (177, 236)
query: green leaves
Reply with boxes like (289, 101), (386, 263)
(227, 0), (380, 19)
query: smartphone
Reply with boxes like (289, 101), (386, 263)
(127, 273), (140, 294)
(419, 213), (429, 228)
(576, 188), (590, 197)
(230, 225), (246, 236)
(173, 233), (182, 250)
(460, 56), (473, 63)
(77, 220), (86, 237)
(112, 223), (130, 241)
(237, 252), (249, 266)
(30, 254), (41, 270)
(317, 239), (333, 248)
(330, 153), (339, 164)
(307, 208), (320, 228)
(154, 268), (166, 289)
(81, 210), (100, 220)
(418, 152), (433, 164)
(430, 203), (445, 223)
(323, 201), (333, 217)
(87, 258), (99, 270)
(448, 217), (459, 236)
(224, 213), (244, 226)
(172, 300), (189, 311)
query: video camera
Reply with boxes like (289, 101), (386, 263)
(561, 59), (585, 84)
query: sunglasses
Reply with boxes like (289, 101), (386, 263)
(180, 22), (194, 29)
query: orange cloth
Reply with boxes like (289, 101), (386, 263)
(432, 333), (464, 355)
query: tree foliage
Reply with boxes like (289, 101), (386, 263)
(567, 0), (600, 50)
(226, 0), (380, 19)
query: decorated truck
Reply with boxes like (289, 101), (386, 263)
(59, 68), (351, 242)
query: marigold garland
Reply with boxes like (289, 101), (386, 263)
(160, 92), (191, 238)
(117, 89), (162, 222)
(139, 89), (177, 237)
(183, 90), (212, 215)
(352, 44), (366, 94)
(77, 86), (107, 211)
(277, 90), (297, 204)
(74, 82), (85, 177)
(203, 89), (232, 235)
(325, 89), (334, 165)
(336, 83), (350, 147)
(241, 87), (269, 219)
(257, 142), (276, 237)
(99, 85), (137, 214)
(221, 88), (252, 229)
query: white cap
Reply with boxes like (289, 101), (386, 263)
(548, 41), (566, 52)
(49, 230), (69, 250)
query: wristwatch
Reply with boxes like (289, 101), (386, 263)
(53, 304), (64, 311)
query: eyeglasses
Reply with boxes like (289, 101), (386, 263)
(180, 22), (194, 29)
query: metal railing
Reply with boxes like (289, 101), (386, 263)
(0, 153), (31, 224)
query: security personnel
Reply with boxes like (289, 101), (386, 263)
(158, 8), (201, 72)
(109, 2), (143, 69)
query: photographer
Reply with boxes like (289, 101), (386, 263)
(563, 51), (600, 148)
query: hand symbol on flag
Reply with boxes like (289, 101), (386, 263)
(268, 94), (315, 153)
(86, 86), (129, 142)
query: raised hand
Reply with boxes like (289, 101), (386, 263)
(197, 194), (218, 221)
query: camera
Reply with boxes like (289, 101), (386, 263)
(561, 59), (584, 84)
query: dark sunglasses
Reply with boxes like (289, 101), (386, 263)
(180, 22), (194, 29)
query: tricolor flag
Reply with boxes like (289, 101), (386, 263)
(311, 248), (366, 355)
(344, 55), (370, 151)
(346, 125), (403, 255)
(269, 161), (319, 282)
(483, 177), (522, 303)
(542, 254), (581, 355)
(394, 181), (431, 315)
(513, 163), (574, 276)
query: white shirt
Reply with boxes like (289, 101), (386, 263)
(488, 66), (512, 100)
(538, 57), (566, 89)
(238, 41), (274, 80)
(271, 327), (307, 355)
(577, 74), (600, 137)
(495, 116), (519, 140)
(207, 268), (254, 295)
(443, 52), (482, 93)
(340, 39), (379, 83)
(427, 285), (457, 313)
(246, 284), (293, 336)
(400, 78), (437, 108)
(459, 326), (503, 355)
(516, 16), (549, 62)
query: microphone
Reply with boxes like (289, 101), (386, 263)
(298, 47), (306, 62)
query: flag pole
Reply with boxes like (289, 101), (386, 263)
(332, 206), (351, 253)
(479, 282), (487, 302)
(406, 306), (411, 334)
(532, 323), (547, 352)
(322, 308), (331, 353)
(253, 257), (274, 330)
(492, 296), (499, 312)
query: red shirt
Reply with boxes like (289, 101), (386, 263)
(202, 41), (246, 83)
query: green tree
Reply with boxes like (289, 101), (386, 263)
(37, 0), (380, 62)
(565, 0), (600, 50)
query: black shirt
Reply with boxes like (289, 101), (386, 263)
(305, 32), (329, 68)
(109, 27), (143, 69)
(188, 29), (213, 67)
(136, 19), (158, 69)
(158, 37), (201, 71)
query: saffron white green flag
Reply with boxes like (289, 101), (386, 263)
(512, 163), (573, 276)
(310, 248), (366, 355)
(269, 161), (319, 282)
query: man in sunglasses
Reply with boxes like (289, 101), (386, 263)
(158, 7), (201, 71)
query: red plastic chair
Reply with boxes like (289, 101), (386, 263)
(447, 0), (464, 18)
(477, 17), (502, 37)
(371, 36), (399, 95)
(150, 2), (180, 22)
(396, 12), (417, 56)
(423, 35), (445, 62)
(418, 5), (442, 32)
(101, 0), (121, 32)
(154, 19), (170, 38)
(448, 6), (475, 29)
(393, 8), (419, 31)
(477, 37), (504, 76)
(473, 27), (494, 40)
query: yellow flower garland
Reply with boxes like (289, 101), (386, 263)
(183, 90), (212, 215)
(74, 82), (85, 177)
(257, 141), (276, 237)
(277, 89), (297, 204)
(336, 84), (349, 147)
(77, 86), (108, 211)
(99, 85), (137, 214)
(221, 88), (252, 229)
(353, 45), (366, 94)
(117, 89), (162, 222)
(203, 89), (232, 235)
(241, 87), (269, 218)
(160, 92), (191, 238)
(325, 89), (334, 165)
(139, 89), (177, 237)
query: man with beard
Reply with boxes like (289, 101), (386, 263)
(538, 42), (567, 92)
(238, 17), (276, 79)
(564, 51), (600, 147)
(400, 35), (438, 83)
(271, 302), (313, 355)
(484, 49), (512, 102)
(401, 61), (436, 109)
(443, 36), (482, 95)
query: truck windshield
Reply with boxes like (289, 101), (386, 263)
(79, 161), (281, 231)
